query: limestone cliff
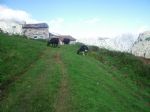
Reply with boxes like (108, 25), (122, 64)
(132, 31), (150, 59)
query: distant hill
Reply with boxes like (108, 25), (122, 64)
(98, 33), (137, 52)
(81, 31), (150, 59)
(80, 33), (137, 52)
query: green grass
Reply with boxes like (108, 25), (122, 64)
(0, 33), (61, 111)
(88, 47), (150, 88)
(0, 33), (150, 112)
(0, 33), (46, 87)
(61, 45), (150, 112)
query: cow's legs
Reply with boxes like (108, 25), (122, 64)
(47, 42), (50, 46)
(82, 52), (85, 56)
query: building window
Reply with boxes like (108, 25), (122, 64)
(34, 36), (37, 39)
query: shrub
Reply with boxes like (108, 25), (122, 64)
(89, 45), (99, 52)
(89, 47), (150, 87)
(145, 37), (150, 41)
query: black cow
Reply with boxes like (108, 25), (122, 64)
(47, 38), (59, 47)
(77, 45), (89, 55)
(63, 38), (70, 44)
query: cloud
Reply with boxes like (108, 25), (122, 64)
(47, 18), (66, 34)
(137, 25), (150, 33)
(0, 5), (38, 23)
(48, 18), (64, 27)
(84, 18), (100, 24)
(0, 5), (66, 34)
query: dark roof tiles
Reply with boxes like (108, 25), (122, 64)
(22, 23), (48, 28)
(60, 35), (76, 41)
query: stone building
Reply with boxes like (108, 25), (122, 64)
(49, 33), (76, 44)
(58, 35), (76, 44)
(22, 23), (49, 39)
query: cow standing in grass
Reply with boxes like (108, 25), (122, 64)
(77, 45), (89, 55)
(63, 38), (70, 44)
(47, 38), (59, 47)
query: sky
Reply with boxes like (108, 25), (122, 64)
(0, 0), (150, 39)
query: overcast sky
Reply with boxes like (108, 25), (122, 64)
(0, 0), (150, 39)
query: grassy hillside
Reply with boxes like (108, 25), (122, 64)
(0, 33), (150, 112)
(0, 33), (45, 88)
(88, 46), (150, 88)
(61, 46), (150, 112)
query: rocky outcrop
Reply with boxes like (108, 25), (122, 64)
(138, 31), (150, 42)
(79, 34), (137, 52)
(98, 34), (137, 52)
(0, 19), (24, 35)
(132, 31), (150, 59)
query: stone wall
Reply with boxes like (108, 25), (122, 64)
(23, 28), (49, 39)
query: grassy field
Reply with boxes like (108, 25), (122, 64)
(88, 47), (150, 89)
(0, 33), (150, 112)
(0, 33), (45, 87)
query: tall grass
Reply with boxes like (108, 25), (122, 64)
(89, 46), (150, 87)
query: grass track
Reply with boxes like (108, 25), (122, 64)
(60, 45), (150, 112)
(0, 34), (150, 112)
(0, 48), (62, 112)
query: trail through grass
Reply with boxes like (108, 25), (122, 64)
(0, 34), (149, 112)
(0, 47), (62, 112)
(53, 52), (71, 112)
(60, 45), (150, 112)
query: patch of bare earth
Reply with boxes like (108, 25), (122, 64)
(53, 53), (71, 112)
(139, 57), (150, 64)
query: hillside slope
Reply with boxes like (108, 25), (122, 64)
(0, 34), (150, 112)
(0, 33), (45, 88)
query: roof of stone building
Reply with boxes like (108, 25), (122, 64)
(49, 33), (76, 41)
(22, 23), (48, 28)
(59, 35), (76, 41)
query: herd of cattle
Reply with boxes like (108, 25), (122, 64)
(47, 38), (89, 55)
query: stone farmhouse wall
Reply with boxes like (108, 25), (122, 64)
(23, 28), (49, 39)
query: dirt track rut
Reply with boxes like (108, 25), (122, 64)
(53, 52), (71, 112)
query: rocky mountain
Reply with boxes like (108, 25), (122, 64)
(84, 32), (150, 59)
(131, 31), (150, 59)
(137, 31), (150, 42)
(79, 33), (137, 52)
(98, 34), (137, 52)
(0, 19), (25, 34)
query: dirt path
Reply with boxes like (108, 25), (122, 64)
(53, 52), (71, 112)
